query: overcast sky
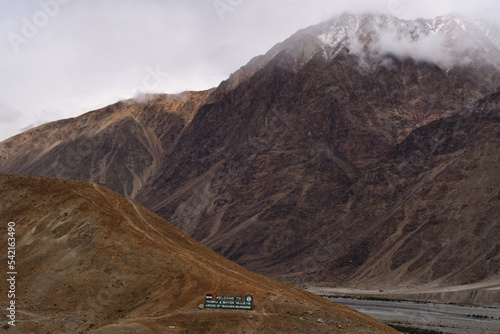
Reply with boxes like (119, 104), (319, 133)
(1, 0), (499, 141)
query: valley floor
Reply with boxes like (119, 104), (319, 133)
(308, 280), (500, 307)
(325, 297), (500, 334)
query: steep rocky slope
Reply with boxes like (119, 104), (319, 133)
(0, 91), (212, 198)
(142, 67), (500, 289)
(285, 91), (500, 288)
(0, 175), (396, 333)
(0, 14), (499, 293)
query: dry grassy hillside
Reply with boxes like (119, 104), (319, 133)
(0, 175), (396, 333)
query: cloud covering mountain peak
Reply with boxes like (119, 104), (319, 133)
(315, 14), (500, 70)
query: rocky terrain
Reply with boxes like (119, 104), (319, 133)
(0, 174), (396, 333)
(1, 14), (499, 295)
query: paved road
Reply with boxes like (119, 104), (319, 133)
(327, 297), (500, 334)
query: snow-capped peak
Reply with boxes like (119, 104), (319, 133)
(313, 14), (500, 69)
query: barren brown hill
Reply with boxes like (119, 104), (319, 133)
(0, 14), (499, 298)
(0, 175), (396, 333)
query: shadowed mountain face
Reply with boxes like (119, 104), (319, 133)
(0, 15), (499, 291)
(139, 63), (500, 289)
(0, 175), (396, 333)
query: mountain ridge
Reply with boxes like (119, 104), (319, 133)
(216, 13), (500, 96)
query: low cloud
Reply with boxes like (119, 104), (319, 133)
(19, 120), (50, 133)
(374, 29), (450, 64)
(341, 15), (500, 72)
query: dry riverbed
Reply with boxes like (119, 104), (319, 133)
(325, 297), (500, 334)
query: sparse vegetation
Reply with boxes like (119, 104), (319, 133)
(389, 324), (443, 334)
(467, 314), (492, 319)
(322, 295), (432, 304)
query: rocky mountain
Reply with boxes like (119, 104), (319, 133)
(1, 14), (499, 295)
(215, 14), (500, 96)
(0, 91), (212, 199)
(0, 175), (396, 333)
